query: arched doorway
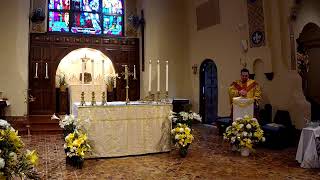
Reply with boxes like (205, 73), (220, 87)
(199, 59), (218, 124)
(55, 48), (116, 114)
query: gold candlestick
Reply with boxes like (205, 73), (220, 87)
(91, 91), (96, 106)
(80, 92), (85, 106)
(120, 64), (137, 104)
(156, 91), (161, 102)
(101, 92), (106, 105)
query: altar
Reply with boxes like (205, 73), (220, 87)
(73, 102), (172, 158)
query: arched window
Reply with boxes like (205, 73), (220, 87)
(48, 0), (124, 36)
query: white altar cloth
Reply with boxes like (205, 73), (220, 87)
(73, 102), (172, 158)
(232, 97), (254, 120)
(296, 126), (320, 168)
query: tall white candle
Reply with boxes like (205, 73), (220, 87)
(45, 63), (48, 78)
(166, 61), (168, 92)
(133, 65), (136, 79)
(113, 75), (117, 88)
(102, 60), (105, 80)
(102, 60), (105, 93)
(148, 60), (152, 92)
(81, 60), (85, 92)
(157, 60), (160, 92)
(91, 59), (94, 90)
(35, 62), (38, 78)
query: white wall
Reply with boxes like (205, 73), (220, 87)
(137, 0), (188, 99)
(0, 0), (30, 116)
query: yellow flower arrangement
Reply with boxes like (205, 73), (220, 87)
(171, 123), (194, 148)
(223, 115), (265, 152)
(0, 119), (39, 179)
(64, 130), (91, 159)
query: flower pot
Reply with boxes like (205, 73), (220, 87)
(231, 145), (238, 152)
(179, 144), (190, 158)
(66, 156), (84, 169)
(240, 148), (250, 157)
(60, 85), (67, 92)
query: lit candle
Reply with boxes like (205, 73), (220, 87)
(157, 60), (160, 92)
(45, 63), (48, 79)
(133, 65), (136, 79)
(81, 60), (85, 92)
(166, 61), (168, 92)
(148, 60), (152, 92)
(35, 62), (38, 78)
(91, 59), (94, 90)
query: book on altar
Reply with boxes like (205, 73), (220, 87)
(232, 97), (254, 121)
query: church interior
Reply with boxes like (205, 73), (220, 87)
(0, 0), (320, 179)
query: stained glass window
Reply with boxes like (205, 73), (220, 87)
(72, 12), (102, 34)
(48, 12), (70, 32)
(48, 0), (70, 10)
(103, 15), (122, 35)
(48, 0), (123, 36)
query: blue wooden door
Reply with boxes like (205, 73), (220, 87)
(200, 59), (218, 124)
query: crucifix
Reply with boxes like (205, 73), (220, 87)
(120, 65), (137, 103)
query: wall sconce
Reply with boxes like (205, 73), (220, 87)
(192, 64), (198, 75)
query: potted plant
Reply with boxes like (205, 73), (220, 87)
(223, 115), (265, 156)
(171, 123), (194, 157)
(168, 111), (202, 128)
(58, 115), (77, 137)
(0, 119), (39, 179)
(64, 130), (91, 168)
(58, 74), (68, 92)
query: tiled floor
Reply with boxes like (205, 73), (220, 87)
(22, 124), (319, 180)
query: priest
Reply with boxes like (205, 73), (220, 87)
(228, 68), (262, 117)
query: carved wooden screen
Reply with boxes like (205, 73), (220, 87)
(29, 33), (139, 115)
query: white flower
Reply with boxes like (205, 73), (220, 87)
(171, 129), (175, 134)
(63, 144), (67, 149)
(262, 137), (266, 142)
(172, 117), (178, 123)
(179, 112), (189, 121)
(0, 158), (5, 169)
(246, 124), (252, 129)
(179, 128), (184, 133)
(9, 152), (17, 162)
(231, 137), (236, 143)
(226, 127), (230, 132)
(244, 115), (249, 119)
(242, 132), (248, 137)
(193, 113), (202, 122)
(0, 119), (11, 129)
(239, 124), (244, 128)
(188, 113), (194, 120)
(175, 134), (179, 140)
(232, 122), (237, 126)
(252, 118), (257, 122)
(235, 117), (242, 121)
